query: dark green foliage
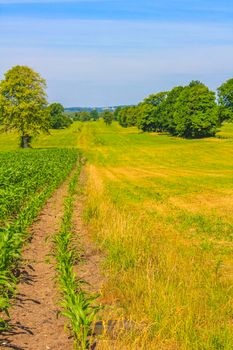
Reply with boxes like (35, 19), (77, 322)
(72, 112), (81, 121)
(159, 86), (184, 133)
(51, 114), (73, 129)
(114, 106), (122, 120)
(217, 78), (233, 122)
(90, 109), (99, 121)
(118, 106), (137, 127)
(102, 110), (113, 125)
(188, 80), (203, 87)
(143, 91), (167, 106)
(49, 102), (64, 117)
(49, 103), (73, 129)
(117, 80), (221, 138)
(73, 111), (91, 122)
(137, 92), (167, 132)
(136, 103), (158, 132)
(173, 83), (218, 138)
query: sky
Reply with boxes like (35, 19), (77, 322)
(0, 1), (233, 107)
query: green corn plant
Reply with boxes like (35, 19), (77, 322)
(54, 165), (101, 349)
(0, 148), (79, 329)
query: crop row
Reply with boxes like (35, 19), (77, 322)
(0, 148), (78, 328)
(54, 163), (100, 349)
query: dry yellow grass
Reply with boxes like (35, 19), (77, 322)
(80, 121), (233, 349)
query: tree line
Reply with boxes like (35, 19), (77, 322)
(1, 65), (232, 148)
(117, 79), (233, 138)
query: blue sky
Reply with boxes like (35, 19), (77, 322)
(0, 1), (232, 106)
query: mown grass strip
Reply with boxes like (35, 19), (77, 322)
(54, 161), (100, 350)
(0, 149), (78, 329)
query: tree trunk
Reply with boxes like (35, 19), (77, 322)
(20, 135), (32, 148)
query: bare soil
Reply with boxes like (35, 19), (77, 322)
(0, 178), (73, 350)
(0, 167), (109, 350)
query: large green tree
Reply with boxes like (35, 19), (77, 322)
(0, 66), (49, 148)
(173, 82), (218, 138)
(217, 78), (233, 122)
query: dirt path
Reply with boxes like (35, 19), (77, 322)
(0, 178), (74, 350)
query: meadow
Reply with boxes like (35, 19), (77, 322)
(79, 121), (233, 349)
(0, 121), (233, 349)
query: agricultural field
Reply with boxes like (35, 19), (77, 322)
(0, 121), (233, 349)
(0, 148), (78, 329)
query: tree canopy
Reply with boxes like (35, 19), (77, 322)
(173, 83), (218, 138)
(48, 102), (72, 129)
(0, 65), (49, 148)
(217, 78), (233, 122)
(90, 109), (99, 121)
(102, 110), (113, 125)
(118, 106), (137, 127)
(116, 80), (222, 138)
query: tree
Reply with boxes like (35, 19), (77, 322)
(173, 82), (218, 138)
(188, 80), (203, 87)
(114, 106), (122, 120)
(102, 110), (113, 125)
(143, 91), (167, 106)
(49, 102), (64, 117)
(117, 107), (128, 127)
(90, 109), (99, 121)
(118, 106), (137, 127)
(137, 92), (167, 132)
(217, 78), (233, 122)
(137, 103), (158, 132)
(79, 111), (91, 122)
(0, 66), (49, 148)
(48, 102), (72, 129)
(159, 86), (184, 133)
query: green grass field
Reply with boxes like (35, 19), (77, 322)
(1, 122), (233, 349)
(0, 122), (81, 151)
(79, 121), (233, 349)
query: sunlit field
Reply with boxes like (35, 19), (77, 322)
(1, 121), (233, 349)
(0, 122), (81, 151)
(79, 121), (233, 349)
